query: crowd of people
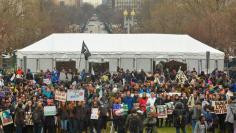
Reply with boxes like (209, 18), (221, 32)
(0, 66), (236, 133)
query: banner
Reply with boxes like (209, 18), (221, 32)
(112, 104), (128, 116)
(0, 110), (13, 126)
(67, 89), (84, 101)
(133, 103), (140, 110)
(25, 112), (33, 125)
(146, 105), (156, 113)
(55, 90), (67, 102)
(212, 101), (227, 114)
(91, 108), (99, 119)
(175, 69), (188, 84)
(165, 102), (174, 114)
(44, 106), (57, 116)
(157, 105), (167, 118)
(139, 93), (151, 98)
(43, 78), (51, 85)
(167, 92), (181, 96)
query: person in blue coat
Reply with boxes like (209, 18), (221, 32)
(51, 68), (59, 84)
(122, 91), (134, 111)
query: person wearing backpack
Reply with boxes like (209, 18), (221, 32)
(173, 101), (187, 133)
(225, 97), (236, 133)
(32, 102), (44, 133)
(125, 109), (142, 133)
(15, 103), (25, 133)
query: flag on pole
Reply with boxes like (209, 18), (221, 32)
(81, 41), (91, 60)
(175, 67), (188, 85)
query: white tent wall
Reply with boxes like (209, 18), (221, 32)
(39, 59), (53, 72)
(27, 59), (37, 72)
(108, 59), (118, 72)
(16, 34), (225, 73)
(136, 58), (151, 72)
(17, 57), (224, 74)
(186, 59), (199, 71)
(218, 60), (224, 71)
(120, 58), (134, 71)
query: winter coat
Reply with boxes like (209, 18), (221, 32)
(225, 102), (236, 124)
(173, 104), (187, 128)
(14, 108), (25, 126)
(75, 106), (87, 120)
(122, 96), (134, 110)
(191, 106), (202, 120)
(58, 107), (69, 120)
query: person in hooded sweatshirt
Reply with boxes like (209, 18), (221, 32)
(173, 101), (187, 133)
(225, 96), (236, 133)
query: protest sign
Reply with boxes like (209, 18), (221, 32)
(165, 102), (174, 114)
(44, 106), (57, 116)
(67, 89), (84, 101)
(123, 104), (128, 115)
(55, 90), (67, 102)
(157, 105), (167, 118)
(133, 103), (140, 109)
(175, 68), (188, 84)
(139, 93), (151, 98)
(146, 105), (156, 113)
(0, 110), (13, 126)
(43, 78), (51, 85)
(112, 104), (128, 116)
(167, 92), (181, 96)
(91, 108), (99, 119)
(212, 101), (227, 114)
(25, 112), (33, 125)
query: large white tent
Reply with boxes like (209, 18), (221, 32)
(17, 33), (224, 73)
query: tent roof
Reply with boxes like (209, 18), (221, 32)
(17, 33), (224, 59)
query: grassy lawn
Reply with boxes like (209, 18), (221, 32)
(106, 123), (193, 133)
(157, 126), (192, 133)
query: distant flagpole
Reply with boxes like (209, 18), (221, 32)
(78, 41), (84, 72)
(79, 41), (91, 73)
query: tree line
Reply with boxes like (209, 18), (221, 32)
(138, 0), (236, 55)
(0, 0), (94, 51)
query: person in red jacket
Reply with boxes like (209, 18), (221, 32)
(16, 67), (24, 77)
(139, 93), (148, 114)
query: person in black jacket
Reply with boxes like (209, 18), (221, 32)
(32, 103), (44, 133)
(58, 102), (69, 133)
(173, 101), (187, 133)
(75, 101), (87, 133)
(26, 69), (33, 80)
(43, 100), (56, 133)
(15, 103), (25, 133)
(155, 94), (165, 127)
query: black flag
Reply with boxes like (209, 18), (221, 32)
(81, 41), (91, 60)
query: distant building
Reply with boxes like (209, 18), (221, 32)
(51, 0), (81, 7)
(82, 0), (102, 8)
(113, 0), (142, 11)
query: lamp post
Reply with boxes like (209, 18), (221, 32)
(123, 9), (135, 34)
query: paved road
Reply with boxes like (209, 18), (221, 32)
(84, 20), (108, 33)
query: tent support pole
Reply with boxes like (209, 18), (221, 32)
(78, 54), (82, 72)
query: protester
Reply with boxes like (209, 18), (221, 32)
(173, 101), (187, 133)
(0, 66), (235, 133)
(125, 109), (142, 133)
(225, 97), (236, 133)
(14, 103), (25, 133)
(194, 116), (208, 133)
(32, 102), (44, 133)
